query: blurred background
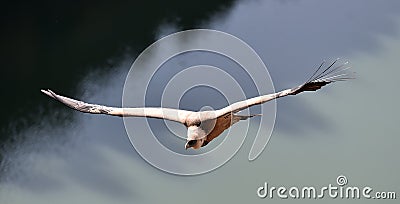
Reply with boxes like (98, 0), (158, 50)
(1, 0), (399, 203)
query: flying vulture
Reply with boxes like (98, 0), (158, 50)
(42, 59), (352, 149)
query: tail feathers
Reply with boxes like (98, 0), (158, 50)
(234, 114), (262, 120)
(290, 59), (354, 95)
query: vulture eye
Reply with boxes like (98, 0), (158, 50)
(187, 140), (197, 146)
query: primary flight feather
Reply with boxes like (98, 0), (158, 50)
(42, 59), (353, 150)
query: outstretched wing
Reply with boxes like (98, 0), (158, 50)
(215, 59), (353, 117)
(41, 89), (193, 124)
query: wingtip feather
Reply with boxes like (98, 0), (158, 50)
(41, 89), (55, 98)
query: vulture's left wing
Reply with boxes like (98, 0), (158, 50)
(215, 59), (353, 117)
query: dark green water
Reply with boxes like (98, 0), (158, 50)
(0, 0), (236, 156)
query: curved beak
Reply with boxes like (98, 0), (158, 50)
(185, 142), (190, 150)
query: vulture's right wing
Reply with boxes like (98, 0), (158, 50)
(41, 89), (193, 124)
